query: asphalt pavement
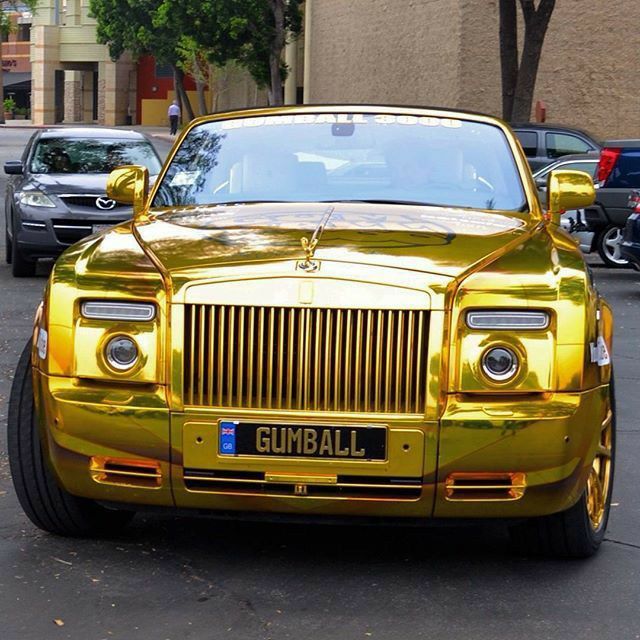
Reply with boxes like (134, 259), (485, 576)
(0, 127), (639, 640)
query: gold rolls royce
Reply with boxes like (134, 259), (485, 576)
(8, 106), (614, 557)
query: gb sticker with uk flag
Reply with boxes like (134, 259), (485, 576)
(219, 421), (238, 455)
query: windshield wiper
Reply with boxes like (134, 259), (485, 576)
(321, 198), (442, 207)
(210, 200), (295, 206)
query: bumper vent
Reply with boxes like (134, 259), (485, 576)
(90, 457), (161, 489)
(444, 472), (526, 502)
(183, 304), (429, 414)
(183, 469), (422, 500)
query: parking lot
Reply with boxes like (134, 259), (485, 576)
(1, 127), (640, 640)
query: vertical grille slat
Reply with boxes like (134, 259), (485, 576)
(183, 305), (429, 414)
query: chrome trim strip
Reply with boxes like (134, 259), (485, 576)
(81, 301), (156, 321)
(466, 310), (550, 330)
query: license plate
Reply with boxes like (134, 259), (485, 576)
(93, 224), (112, 234)
(219, 421), (386, 460)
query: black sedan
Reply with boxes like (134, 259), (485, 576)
(4, 127), (162, 277)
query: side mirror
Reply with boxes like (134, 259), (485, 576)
(106, 165), (149, 221)
(4, 161), (23, 175)
(546, 170), (595, 225)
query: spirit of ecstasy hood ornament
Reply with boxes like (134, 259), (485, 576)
(299, 205), (335, 271)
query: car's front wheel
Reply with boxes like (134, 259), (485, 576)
(8, 341), (135, 537)
(509, 378), (615, 558)
(4, 220), (11, 264)
(597, 225), (629, 268)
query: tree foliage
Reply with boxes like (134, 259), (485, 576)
(155, 0), (304, 105)
(90, 0), (195, 118)
(499, 0), (556, 122)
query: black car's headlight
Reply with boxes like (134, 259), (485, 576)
(19, 191), (56, 208)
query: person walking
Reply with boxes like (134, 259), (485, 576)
(168, 100), (180, 136)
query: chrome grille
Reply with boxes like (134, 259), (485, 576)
(183, 305), (429, 413)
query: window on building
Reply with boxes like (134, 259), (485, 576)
(1, 31), (8, 43)
(546, 133), (592, 159)
(17, 24), (30, 41)
(155, 63), (173, 79)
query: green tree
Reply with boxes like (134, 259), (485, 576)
(499, 0), (556, 122)
(156, 0), (303, 106)
(1, 1), (37, 125)
(89, 0), (196, 119)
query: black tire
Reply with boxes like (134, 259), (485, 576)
(509, 377), (616, 558)
(596, 225), (629, 268)
(4, 220), (11, 264)
(8, 340), (135, 537)
(10, 219), (36, 277)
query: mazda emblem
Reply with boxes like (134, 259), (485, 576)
(96, 197), (116, 210)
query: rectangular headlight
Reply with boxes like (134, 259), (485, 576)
(466, 310), (550, 330)
(81, 301), (156, 322)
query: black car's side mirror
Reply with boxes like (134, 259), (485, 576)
(4, 161), (23, 175)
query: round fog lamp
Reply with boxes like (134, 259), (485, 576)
(105, 336), (138, 370)
(482, 347), (519, 382)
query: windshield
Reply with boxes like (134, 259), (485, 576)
(31, 138), (162, 175)
(153, 113), (527, 211)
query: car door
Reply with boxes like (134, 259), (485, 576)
(598, 149), (640, 226)
(5, 131), (39, 240)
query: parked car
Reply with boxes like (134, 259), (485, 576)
(512, 123), (601, 171)
(4, 127), (162, 277)
(619, 191), (640, 268)
(584, 140), (640, 267)
(532, 153), (599, 253)
(8, 106), (614, 558)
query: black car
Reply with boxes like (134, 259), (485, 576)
(4, 127), (162, 277)
(512, 123), (601, 171)
(584, 140), (640, 267)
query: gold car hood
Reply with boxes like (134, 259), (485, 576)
(134, 202), (531, 282)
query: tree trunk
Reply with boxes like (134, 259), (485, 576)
(172, 65), (195, 122)
(267, 0), (286, 106)
(511, 0), (556, 122)
(196, 79), (207, 116)
(193, 53), (208, 116)
(499, 0), (518, 122)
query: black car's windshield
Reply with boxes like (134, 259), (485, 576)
(31, 138), (162, 175)
(152, 113), (527, 212)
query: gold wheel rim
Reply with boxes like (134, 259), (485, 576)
(586, 408), (613, 530)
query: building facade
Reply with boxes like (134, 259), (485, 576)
(29, 0), (134, 125)
(27, 0), (640, 137)
(301, 0), (640, 140)
(2, 9), (32, 112)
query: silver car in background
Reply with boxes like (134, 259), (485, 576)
(533, 152), (599, 253)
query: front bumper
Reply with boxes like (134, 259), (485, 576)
(15, 204), (130, 259)
(34, 370), (609, 520)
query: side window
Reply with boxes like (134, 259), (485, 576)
(558, 161), (598, 178)
(605, 150), (640, 188)
(515, 131), (538, 157)
(546, 133), (592, 159)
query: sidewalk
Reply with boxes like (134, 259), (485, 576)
(0, 119), (176, 142)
